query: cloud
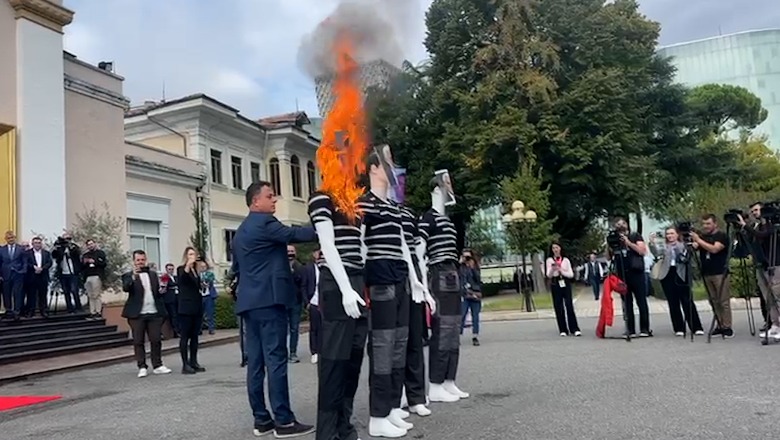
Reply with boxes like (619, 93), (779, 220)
(211, 69), (262, 97)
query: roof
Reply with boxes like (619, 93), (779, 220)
(257, 111), (311, 130)
(125, 93), (239, 118)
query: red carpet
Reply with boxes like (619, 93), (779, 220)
(0, 396), (62, 411)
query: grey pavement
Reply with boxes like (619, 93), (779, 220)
(0, 311), (777, 440)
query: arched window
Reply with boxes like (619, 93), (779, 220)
(290, 155), (302, 198)
(269, 158), (281, 196)
(306, 161), (316, 195)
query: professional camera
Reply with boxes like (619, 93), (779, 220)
(606, 229), (623, 251)
(724, 209), (746, 225)
(677, 221), (694, 244)
(761, 201), (780, 224)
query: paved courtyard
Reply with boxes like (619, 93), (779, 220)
(0, 311), (776, 440)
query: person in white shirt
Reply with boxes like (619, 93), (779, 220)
(545, 242), (581, 337)
(121, 249), (172, 378)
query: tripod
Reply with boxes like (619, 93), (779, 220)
(47, 282), (62, 315)
(749, 223), (780, 346)
(605, 248), (633, 342)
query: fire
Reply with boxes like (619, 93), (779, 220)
(317, 32), (368, 222)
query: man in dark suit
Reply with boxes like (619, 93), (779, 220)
(233, 181), (317, 439)
(301, 247), (322, 364)
(25, 236), (53, 317)
(1, 231), (28, 320)
(161, 263), (179, 338)
(121, 249), (172, 378)
(287, 245), (305, 363)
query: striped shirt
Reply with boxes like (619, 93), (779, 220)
(418, 209), (458, 266)
(307, 192), (364, 274)
(399, 205), (419, 252)
(357, 191), (408, 285)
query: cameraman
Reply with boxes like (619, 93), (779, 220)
(609, 217), (651, 337)
(691, 214), (733, 338)
(739, 203), (780, 340)
(51, 233), (83, 313)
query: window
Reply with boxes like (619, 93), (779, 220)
(250, 162), (261, 183)
(290, 155), (302, 198)
(307, 161), (316, 195)
(224, 229), (237, 262)
(210, 150), (222, 184)
(269, 158), (281, 196)
(127, 219), (161, 269)
(231, 156), (243, 189)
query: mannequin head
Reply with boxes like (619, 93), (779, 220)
(366, 147), (395, 199)
(429, 169), (456, 214)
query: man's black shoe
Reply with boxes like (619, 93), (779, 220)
(723, 328), (735, 338)
(273, 421), (315, 438)
(253, 421), (275, 437)
(711, 328), (723, 336)
(182, 365), (196, 375)
(191, 364), (206, 373)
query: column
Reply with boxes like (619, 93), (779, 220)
(11, 0), (73, 238)
(275, 149), (292, 198)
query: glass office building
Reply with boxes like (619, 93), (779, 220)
(658, 29), (780, 149)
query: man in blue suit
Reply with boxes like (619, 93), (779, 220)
(233, 181), (317, 439)
(1, 230), (29, 320)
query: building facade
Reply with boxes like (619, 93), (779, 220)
(125, 96), (321, 274)
(314, 59), (403, 116)
(658, 29), (780, 148)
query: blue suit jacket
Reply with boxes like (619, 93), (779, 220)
(301, 262), (317, 304)
(0, 244), (28, 280)
(233, 212), (317, 315)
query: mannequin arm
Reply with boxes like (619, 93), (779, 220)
(360, 224), (368, 262)
(415, 239), (429, 288)
(400, 233), (422, 287)
(313, 220), (358, 300)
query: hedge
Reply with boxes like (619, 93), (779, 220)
(214, 294), (311, 330)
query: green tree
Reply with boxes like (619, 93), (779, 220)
(465, 214), (502, 262)
(500, 158), (555, 255)
(71, 204), (130, 290)
(686, 83), (769, 135)
(188, 196), (209, 257)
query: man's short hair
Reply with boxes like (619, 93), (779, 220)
(701, 213), (718, 223)
(85, 238), (95, 245)
(132, 249), (146, 258)
(751, 201), (763, 208)
(32, 236), (42, 242)
(245, 181), (272, 207)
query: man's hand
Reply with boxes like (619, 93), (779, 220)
(737, 214), (747, 227)
(411, 279), (426, 303)
(692, 242), (700, 249)
(424, 291), (437, 315)
(341, 288), (366, 319)
(34, 266), (42, 274)
(690, 232), (701, 243)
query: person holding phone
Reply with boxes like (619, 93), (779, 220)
(545, 243), (581, 337)
(177, 247), (205, 374)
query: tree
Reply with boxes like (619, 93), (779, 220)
(464, 214), (503, 262)
(71, 204), (130, 291)
(686, 83), (768, 135)
(500, 158), (555, 255)
(188, 195), (209, 257)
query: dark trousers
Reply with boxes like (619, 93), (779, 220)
(244, 305), (295, 426)
(202, 296), (215, 332)
(128, 315), (164, 369)
(589, 278), (601, 300)
(404, 299), (426, 407)
(164, 302), (179, 336)
(429, 263), (461, 384)
(551, 282), (580, 334)
(59, 274), (82, 312)
(368, 282), (410, 418)
(661, 268), (703, 333)
(178, 313), (202, 367)
(622, 272), (650, 335)
(239, 315), (247, 363)
(2, 276), (24, 316)
(287, 302), (302, 356)
(24, 274), (49, 315)
(309, 304), (322, 355)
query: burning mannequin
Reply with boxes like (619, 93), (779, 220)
(358, 147), (429, 438)
(417, 170), (469, 402)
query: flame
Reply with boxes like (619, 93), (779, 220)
(317, 32), (368, 222)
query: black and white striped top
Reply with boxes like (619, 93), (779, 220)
(307, 192), (363, 275)
(358, 191), (408, 285)
(418, 209), (458, 266)
(399, 205), (419, 252)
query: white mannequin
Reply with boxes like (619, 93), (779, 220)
(416, 184), (470, 402)
(365, 161), (428, 438)
(313, 220), (365, 318)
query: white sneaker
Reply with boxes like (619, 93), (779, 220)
(390, 408), (410, 419)
(428, 383), (459, 402)
(695, 330), (704, 336)
(560, 332), (567, 337)
(137, 368), (148, 378)
(153, 365), (172, 375)
(408, 404), (431, 417)
(387, 411), (413, 430)
(368, 417), (407, 438)
(443, 380), (469, 399)
(311, 354), (318, 364)
(675, 332), (684, 337)
(574, 331), (582, 337)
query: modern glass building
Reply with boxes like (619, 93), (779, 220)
(658, 29), (780, 149)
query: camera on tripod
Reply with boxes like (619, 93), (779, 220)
(761, 201), (780, 225)
(677, 221), (694, 244)
(606, 229), (623, 251)
(724, 209), (746, 225)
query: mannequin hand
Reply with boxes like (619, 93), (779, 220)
(424, 291), (437, 315)
(341, 288), (366, 319)
(411, 279), (426, 303)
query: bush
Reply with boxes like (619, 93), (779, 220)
(482, 281), (515, 298)
(71, 204), (130, 291)
(215, 295), (238, 329)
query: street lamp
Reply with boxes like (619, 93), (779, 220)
(503, 200), (537, 312)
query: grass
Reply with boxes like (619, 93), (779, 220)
(482, 292), (554, 312)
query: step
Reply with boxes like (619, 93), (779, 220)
(0, 325), (119, 345)
(0, 331), (129, 356)
(0, 312), (91, 327)
(0, 338), (132, 366)
(0, 319), (107, 337)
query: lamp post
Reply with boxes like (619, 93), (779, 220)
(503, 200), (537, 313)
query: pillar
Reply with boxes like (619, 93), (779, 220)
(10, 0), (73, 238)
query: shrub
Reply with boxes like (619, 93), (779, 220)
(215, 295), (238, 329)
(71, 204), (130, 291)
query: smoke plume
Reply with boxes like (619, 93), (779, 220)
(297, 0), (418, 78)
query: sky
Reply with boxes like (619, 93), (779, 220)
(62, 0), (779, 119)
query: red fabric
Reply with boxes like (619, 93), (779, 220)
(0, 396), (61, 411)
(160, 273), (171, 284)
(596, 275), (627, 338)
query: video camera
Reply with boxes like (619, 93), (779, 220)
(724, 209), (746, 225)
(761, 201), (780, 225)
(677, 221), (694, 244)
(606, 229), (623, 251)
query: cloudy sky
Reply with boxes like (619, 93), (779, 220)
(63, 0), (777, 119)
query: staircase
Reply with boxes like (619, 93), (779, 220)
(0, 312), (130, 365)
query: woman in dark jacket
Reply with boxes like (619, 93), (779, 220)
(460, 251), (483, 346)
(177, 247), (204, 374)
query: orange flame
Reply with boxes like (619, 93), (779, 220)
(317, 32), (368, 222)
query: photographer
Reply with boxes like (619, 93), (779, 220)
(691, 214), (733, 338)
(739, 203), (780, 340)
(51, 233), (83, 313)
(608, 217), (651, 337)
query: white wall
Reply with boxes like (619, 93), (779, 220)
(16, 19), (66, 238)
(126, 193), (171, 267)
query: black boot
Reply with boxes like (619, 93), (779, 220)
(181, 346), (195, 374)
(190, 349), (206, 372)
